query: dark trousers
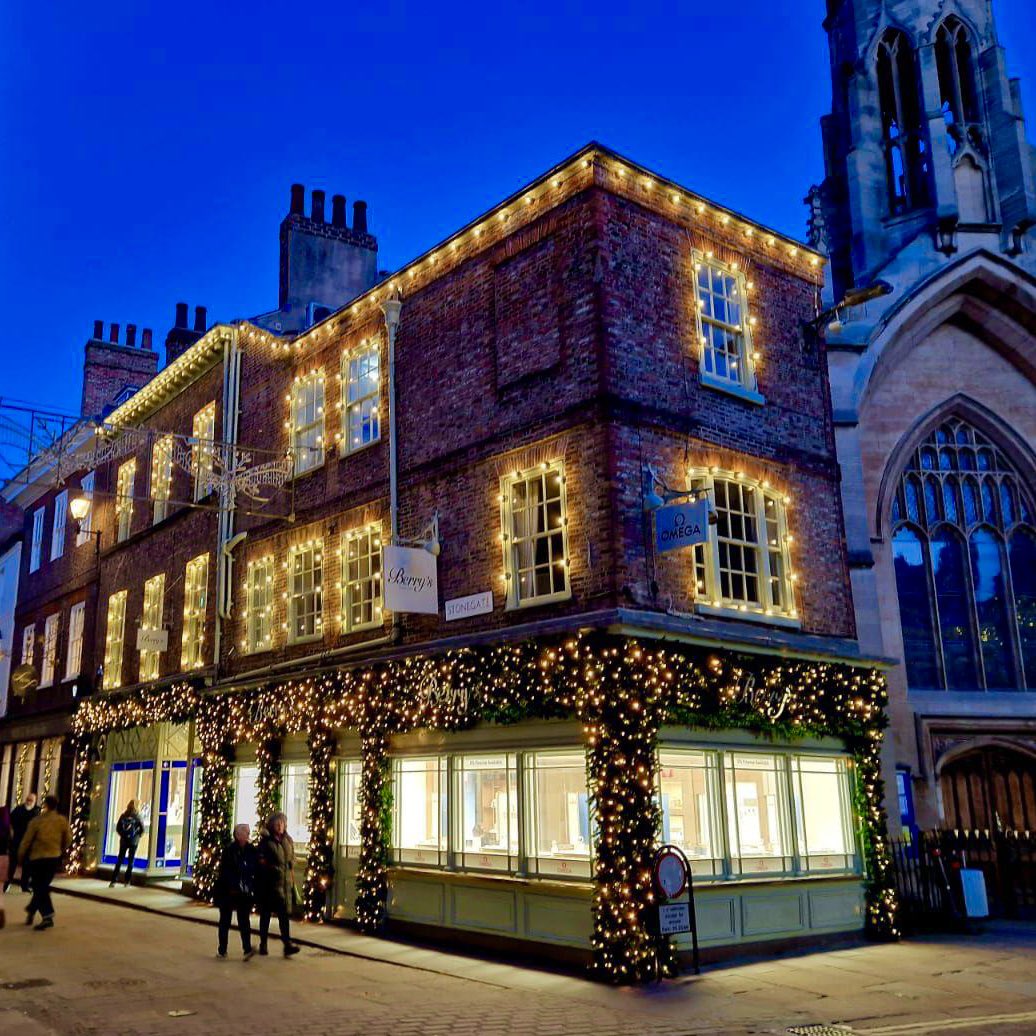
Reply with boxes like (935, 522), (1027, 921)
(5, 846), (29, 891)
(218, 897), (254, 954)
(27, 858), (60, 919)
(258, 901), (291, 948)
(111, 841), (138, 885)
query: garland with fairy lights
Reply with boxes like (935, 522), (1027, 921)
(69, 632), (896, 984)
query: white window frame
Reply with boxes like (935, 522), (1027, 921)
(789, 754), (857, 873)
(244, 556), (274, 654)
(454, 752), (520, 873)
(20, 623), (35, 667)
(500, 461), (571, 609)
(339, 759), (362, 857)
(690, 469), (798, 626)
(692, 251), (763, 404)
(286, 539), (323, 644)
(657, 748), (723, 878)
(192, 402), (216, 502)
(524, 749), (593, 879)
(65, 602), (85, 680)
(340, 344), (380, 454)
(340, 525), (383, 633)
(151, 435), (174, 524)
(115, 458), (136, 543)
(103, 590), (128, 690)
(290, 371), (325, 476)
(39, 613), (60, 688)
(391, 756), (448, 868)
(29, 507), (45, 572)
(76, 472), (95, 546)
(51, 490), (68, 560)
(139, 573), (166, 682)
(281, 762), (311, 848)
(181, 554), (209, 669)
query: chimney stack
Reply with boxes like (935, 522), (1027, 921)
(93, 319), (104, 340)
(142, 328), (153, 350)
(109, 323), (120, 344)
(194, 306), (207, 333)
(290, 183), (305, 216)
(126, 324), (137, 347)
(175, 302), (188, 328)
(353, 200), (368, 234)
(165, 301), (206, 367)
(311, 189), (325, 223)
(332, 194), (346, 228)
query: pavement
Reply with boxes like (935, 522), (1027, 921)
(0, 880), (1035, 1035)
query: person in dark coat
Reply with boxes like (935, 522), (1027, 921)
(215, 823), (258, 959)
(6, 792), (40, 893)
(19, 795), (71, 930)
(255, 812), (300, 957)
(0, 805), (11, 928)
(110, 800), (145, 887)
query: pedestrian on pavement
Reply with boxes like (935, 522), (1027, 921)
(255, 812), (300, 957)
(110, 800), (145, 887)
(6, 792), (40, 893)
(215, 823), (258, 960)
(19, 795), (71, 931)
(0, 805), (11, 928)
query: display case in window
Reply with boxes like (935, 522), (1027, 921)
(456, 753), (519, 872)
(233, 764), (260, 830)
(339, 760), (362, 856)
(723, 753), (792, 875)
(156, 760), (188, 868)
(393, 757), (447, 866)
(282, 763), (311, 847)
(658, 750), (722, 877)
(525, 751), (591, 878)
(103, 762), (154, 864)
(791, 755), (856, 872)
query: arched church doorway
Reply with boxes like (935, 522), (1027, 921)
(940, 745), (1036, 831)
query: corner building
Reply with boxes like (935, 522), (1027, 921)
(69, 145), (894, 981)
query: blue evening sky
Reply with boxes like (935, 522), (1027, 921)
(1, 1), (1033, 419)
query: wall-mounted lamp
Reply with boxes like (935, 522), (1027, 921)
(643, 465), (717, 523)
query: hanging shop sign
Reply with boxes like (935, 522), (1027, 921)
(136, 628), (169, 653)
(383, 545), (439, 615)
(444, 591), (494, 622)
(654, 499), (709, 554)
(10, 663), (38, 700)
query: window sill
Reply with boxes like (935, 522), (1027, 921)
(506, 589), (573, 611)
(286, 635), (323, 647)
(289, 459), (326, 482)
(695, 603), (801, 629)
(700, 374), (765, 406)
(339, 437), (381, 459)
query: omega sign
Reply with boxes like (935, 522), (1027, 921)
(654, 499), (709, 554)
(383, 545), (439, 615)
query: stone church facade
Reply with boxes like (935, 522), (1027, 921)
(811, 0), (1036, 830)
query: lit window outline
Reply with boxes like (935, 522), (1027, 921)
(286, 539), (323, 644)
(340, 343), (381, 454)
(243, 555), (274, 654)
(115, 458), (136, 543)
(151, 435), (174, 524)
(139, 573), (166, 682)
(192, 402), (217, 502)
(181, 554), (209, 669)
(290, 370), (326, 477)
(103, 590), (128, 690)
(340, 524), (383, 633)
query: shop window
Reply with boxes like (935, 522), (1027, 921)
(341, 526), (382, 632)
(456, 753), (519, 872)
(139, 574), (165, 682)
(65, 602), (85, 679)
(192, 402), (216, 501)
(282, 763), (311, 847)
(157, 761), (188, 867)
(36, 737), (63, 799)
(29, 507), (44, 572)
(790, 756), (855, 872)
(181, 554), (209, 669)
(244, 556), (274, 653)
(233, 764), (260, 830)
(39, 614), (59, 688)
(12, 742), (38, 805)
(339, 760), (362, 856)
(115, 459), (136, 542)
(187, 762), (204, 868)
(525, 751), (591, 878)
(658, 750), (721, 877)
(51, 490), (67, 560)
(103, 590), (128, 690)
(287, 540), (323, 644)
(341, 344), (380, 453)
(20, 623), (34, 667)
(500, 462), (571, 609)
(151, 435), (173, 524)
(723, 753), (792, 875)
(76, 472), (95, 546)
(291, 370), (325, 476)
(104, 762), (154, 862)
(392, 757), (447, 867)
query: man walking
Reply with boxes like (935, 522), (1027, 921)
(215, 823), (258, 960)
(5, 792), (40, 893)
(256, 812), (300, 957)
(19, 795), (71, 931)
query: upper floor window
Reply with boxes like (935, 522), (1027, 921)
(244, 555), (274, 654)
(341, 344), (380, 453)
(65, 601), (85, 680)
(103, 590), (128, 690)
(115, 459), (136, 543)
(341, 525), (382, 632)
(76, 472), (95, 547)
(935, 17), (982, 155)
(877, 29), (931, 215)
(690, 470), (797, 623)
(192, 402), (216, 502)
(290, 371), (325, 476)
(51, 490), (67, 561)
(287, 540), (323, 643)
(29, 507), (44, 572)
(21, 623), (35, 667)
(39, 613), (60, 688)
(891, 418), (1036, 691)
(182, 554), (209, 669)
(500, 462), (571, 609)
(693, 253), (761, 402)
(140, 573), (166, 682)
(151, 435), (174, 524)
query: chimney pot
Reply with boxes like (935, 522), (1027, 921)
(290, 183), (305, 216)
(142, 328), (153, 350)
(311, 189), (326, 223)
(331, 194), (346, 227)
(194, 306), (207, 333)
(175, 302), (188, 328)
(353, 200), (368, 234)
(109, 323), (120, 344)
(93, 320), (104, 340)
(126, 324), (137, 347)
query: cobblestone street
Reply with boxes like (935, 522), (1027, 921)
(1, 889), (1036, 1035)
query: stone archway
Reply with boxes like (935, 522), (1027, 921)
(938, 742), (1036, 831)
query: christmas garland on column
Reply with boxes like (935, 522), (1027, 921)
(303, 718), (336, 922)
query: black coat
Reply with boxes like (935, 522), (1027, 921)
(10, 804), (40, 848)
(215, 839), (259, 905)
(116, 811), (145, 847)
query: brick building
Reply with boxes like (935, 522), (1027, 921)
(41, 145), (894, 978)
(810, 0), (1036, 834)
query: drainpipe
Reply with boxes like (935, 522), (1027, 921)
(381, 296), (403, 642)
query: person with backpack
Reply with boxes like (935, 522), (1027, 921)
(214, 823), (258, 960)
(255, 812), (300, 957)
(19, 795), (71, 930)
(110, 800), (145, 887)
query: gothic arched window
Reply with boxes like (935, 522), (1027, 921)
(890, 418), (1036, 690)
(876, 29), (931, 215)
(935, 17), (982, 155)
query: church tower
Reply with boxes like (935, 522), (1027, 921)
(813, 0), (1036, 299)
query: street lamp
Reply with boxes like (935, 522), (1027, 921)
(70, 495), (102, 563)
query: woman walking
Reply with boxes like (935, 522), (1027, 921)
(255, 812), (300, 957)
(214, 823), (257, 960)
(110, 800), (145, 887)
